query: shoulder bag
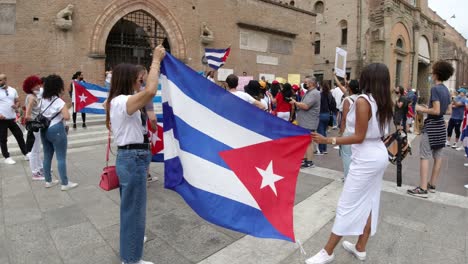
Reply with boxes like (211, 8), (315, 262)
(99, 131), (119, 191)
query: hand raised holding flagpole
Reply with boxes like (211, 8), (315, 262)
(126, 45), (166, 115)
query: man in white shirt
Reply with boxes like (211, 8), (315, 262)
(331, 84), (344, 129)
(225, 74), (265, 110)
(0, 74), (28, 164)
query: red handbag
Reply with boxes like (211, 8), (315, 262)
(99, 131), (119, 191)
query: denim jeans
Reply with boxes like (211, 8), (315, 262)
(317, 112), (330, 152)
(116, 148), (151, 263)
(41, 122), (68, 185)
(340, 144), (352, 180)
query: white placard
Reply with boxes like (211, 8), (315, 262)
(334, 47), (347, 78)
(259, 74), (276, 83)
(217, 68), (234, 82)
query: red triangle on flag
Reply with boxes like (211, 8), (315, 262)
(74, 81), (99, 112)
(147, 119), (164, 155)
(219, 135), (310, 242)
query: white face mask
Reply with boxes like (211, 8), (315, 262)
(33, 90), (40, 96)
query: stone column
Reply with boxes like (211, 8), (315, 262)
(412, 22), (420, 89)
(383, 3), (393, 66)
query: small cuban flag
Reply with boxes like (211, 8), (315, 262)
(204, 47), (230, 70)
(73, 81), (107, 114)
(160, 53), (311, 242)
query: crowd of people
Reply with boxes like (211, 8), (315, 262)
(1, 45), (468, 263)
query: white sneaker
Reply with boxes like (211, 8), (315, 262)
(121, 261), (154, 264)
(61, 182), (79, 191)
(456, 146), (464, 151)
(45, 180), (59, 188)
(305, 249), (335, 264)
(446, 141), (451, 146)
(451, 143), (458, 149)
(333, 146), (340, 150)
(144, 236), (148, 243)
(4, 157), (16, 165)
(342, 241), (366, 261)
(464, 163), (468, 167)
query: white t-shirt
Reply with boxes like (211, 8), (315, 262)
(110, 95), (144, 146)
(0, 86), (18, 119)
(231, 91), (256, 104)
(105, 72), (112, 83)
(332, 87), (344, 110)
(41, 97), (65, 127)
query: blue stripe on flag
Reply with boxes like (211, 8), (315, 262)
(79, 82), (109, 92)
(205, 56), (224, 63)
(152, 153), (164, 162)
(205, 48), (228, 53)
(79, 108), (106, 114)
(161, 54), (309, 140)
(163, 159), (291, 241)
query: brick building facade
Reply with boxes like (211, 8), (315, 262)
(0, 0), (315, 100)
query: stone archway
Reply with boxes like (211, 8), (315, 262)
(390, 22), (412, 88)
(89, 0), (186, 61)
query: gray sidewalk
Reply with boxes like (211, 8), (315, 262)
(0, 141), (467, 264)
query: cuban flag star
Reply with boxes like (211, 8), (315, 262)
(160, 53), (311, 242)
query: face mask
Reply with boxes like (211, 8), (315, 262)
(303, 83), (308, 89)
(33, 90), (40, 96)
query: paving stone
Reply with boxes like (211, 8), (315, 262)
(3, 192), (42, 226)
(146, 208), (205, 243)
(2, 173), (30, 198)
(6, 219), (61, 264)
(167, 224), (235, 262)
(30, 185), (75, 213)
(0, 224), (10, 264)
(69, 185), (120, 230)
(43, 204), (88, 230)
(50, 222), (118, 264)
(144, 237), (193, 264)
(295, 172), (333, 205)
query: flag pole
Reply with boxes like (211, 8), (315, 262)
(72, 81), (76, 113)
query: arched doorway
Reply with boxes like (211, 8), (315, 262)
(417, 36), (431, 100)
(105, 10), (171, 70)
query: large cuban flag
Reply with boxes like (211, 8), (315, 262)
(160, 53), (312, 242)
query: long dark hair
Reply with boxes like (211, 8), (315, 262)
(359, 63), (393, 132)
(43, 75), (64, 99)
(105, 63), (139, 129)
(281, 83), (293, 98)
(321, 80), (331, 95)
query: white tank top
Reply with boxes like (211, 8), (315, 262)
(344, 94), (388, 139)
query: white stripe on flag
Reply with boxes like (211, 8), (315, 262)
(164, 129), (259, 209)
(161, 75), (271, 149)
(205, 52), (226, 58)
(88, 90), (109, 98)
(207, 60), (224, 67)
(85, 102), (105, 109)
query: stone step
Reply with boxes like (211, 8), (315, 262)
(7, 134), (110, 157)
(7, 128), (109, 148)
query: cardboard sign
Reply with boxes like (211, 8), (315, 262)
(275, 77), (286, 84)
(334, 47), (347, 78)
(237, 76), (253, 91)
(288, 74), (301, 85)
(259, 73), (275, 83)
(217, 68), (234, 82)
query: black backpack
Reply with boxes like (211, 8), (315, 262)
(26, 98), (60, 132)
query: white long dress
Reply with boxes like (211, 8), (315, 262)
(332, 94), (389, 236)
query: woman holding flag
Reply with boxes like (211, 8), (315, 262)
(105, 45), (165, 264)
(308, 63), (393, 264)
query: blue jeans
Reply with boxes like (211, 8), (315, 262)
(116, 149), (151, 263)
(41, 122), (68, 185)
(317, 112), (330, 152)
(340, 144), (352, 179)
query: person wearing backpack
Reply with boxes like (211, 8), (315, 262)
(317, 81), (336, 155)
(41, 75), (78, 191)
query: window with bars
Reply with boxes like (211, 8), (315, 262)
(105, 10), (171, 70)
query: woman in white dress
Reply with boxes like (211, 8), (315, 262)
(308, 63), (393, 264)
